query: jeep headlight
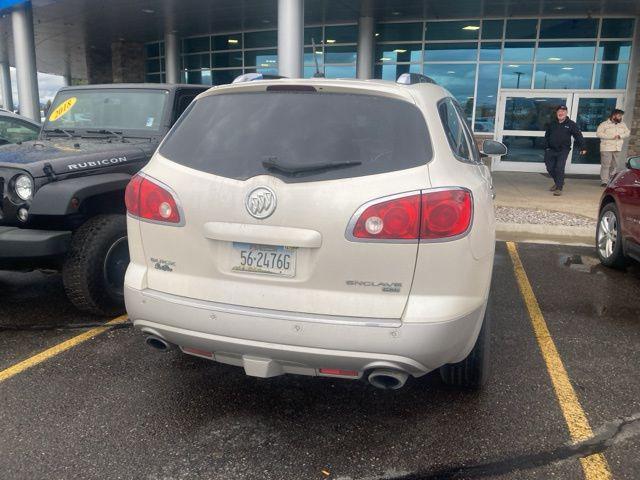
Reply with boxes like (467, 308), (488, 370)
(14, 174), (33, 201)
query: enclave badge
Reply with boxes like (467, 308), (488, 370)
(245, 186), (277, 219)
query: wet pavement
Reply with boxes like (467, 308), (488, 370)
(0, 242), (639, 480)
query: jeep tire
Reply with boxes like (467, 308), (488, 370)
(63, 214), (129, 316)
(439, 301), (490, 389)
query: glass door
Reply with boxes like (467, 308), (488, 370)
(494, 90), (572, 172)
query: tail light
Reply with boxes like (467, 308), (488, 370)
(349, 188), (472, 241)
(125, 174), (182, 224)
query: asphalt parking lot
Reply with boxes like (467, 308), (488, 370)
(1, 242), (639, 480)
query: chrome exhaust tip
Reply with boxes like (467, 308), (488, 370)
(368, 369), (409, 390)
(145, 335), (170, 352)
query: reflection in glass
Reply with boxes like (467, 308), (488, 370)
(503, 42), (535, 62)
(375, 22), (423, 42)
(184, 36), (210, 53)
(184, 54), (211, 69)
(479, 42), (501, 61)
(572, 138), (600, 164)
(325, 46), (357, 64)
(424, 43), (478, 62)
(210, 69), (241, 85)
(324, 65), (357, 78)
(482, 20), (504, 39)
(598, 41), (631, 62)
(503, 97), (565, 131)
(575, 98), (618, 132)
(376, 44), (422, 63)
(146, 59), (161, 73)
(212, 51), (242, 68)
(213, 34), (242, 51)
(601, 18), (635, 38)
(539, 19), (598, 39)
(325, 25), (358, 44)
(424, 64), (476, 119)
(534, 64), (593, 89)
(245, 30), (277, 49)
(501, 64), (533, 89)
(594, 63), (629, 89)
(304, 27), (323, 46)
(304, 48), (325, 68)
(425, 21), (479, 41)
(501, 136), (547, 163)
(244, 49), (277, 67)
(474, 64), (499, 133)
(505, 19), (537, 39)
(185, 69), (213, 85)
(535, 42), (596, 62)
(375, 63), (421, 81)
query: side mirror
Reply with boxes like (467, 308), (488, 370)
(627, 156), (640, 170)
(481, 139), (508, 157)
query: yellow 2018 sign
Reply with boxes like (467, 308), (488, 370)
(48, 97), (77, 121)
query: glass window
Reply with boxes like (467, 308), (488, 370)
(601, 18), (635, 38)
(534, 64), (593, 89)
(253, 66), (279, 76)
(145, 59), (161, 73)
(184, 36), (210, 53)
(304, 48), (325, 67)
(501, 64), (533, 89)
(375, 63), (421, 81)
(146, 43), (160, 57)
(184, 53), (211, 70)
(185, 69), (213, 85)
(506, 19), (537, 39)
(159, 92), (433, 183)
(324, 65), (357, 78)
(425, 21), (480, 41)
(375, 22), (423, 42)
(503, 42), (535, 62)
(304, 26), (323, 45)
(424, 64), (476, 119)
(539, 19), (598, 39)
(146, 73), (161, 83)
(325, 46), (357, 64)
(376, 44), (422, 63)
(535, 42), (596, 62)
(211, 51), (242, 68)
(244, 30), (277, 48)
(503, 97), (566, 131)
(210, 69), (241, 85)
(594, 63), (629, 89)
(438, 98), (471, 161)
(0, 118), (39, 144)
(575, 97), (618, 132)
(325, 25), (357, 44)
(474, 64), (500, 133)
(424, 43), (478, 62)
(500, 136), (546, 163)
(244, 49), (277, 67)
(479, 42), (501, 61)
(571, 138), (600, 164)
(598, 41), (631, 62)
(213, 34), (242, 51)
(482, 19), (504, 39)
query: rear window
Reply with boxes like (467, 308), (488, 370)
(158, 91), (432, 183)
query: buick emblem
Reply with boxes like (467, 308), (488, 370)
(245, 186), (277, 219)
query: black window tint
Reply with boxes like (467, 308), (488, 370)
(453, 101), (480, 163)
(0, 118), (39, 144)
(159, 92), (432, 183)
(438, 98), (471, 162)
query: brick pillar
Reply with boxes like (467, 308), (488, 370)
(86, 47), (113, 84)
(111, 41), (145, 83)
(628, 66), (640, 157)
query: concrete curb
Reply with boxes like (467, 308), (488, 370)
(496, 222), (596, 246)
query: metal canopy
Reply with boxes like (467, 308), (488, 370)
(0, 0), (638, 80)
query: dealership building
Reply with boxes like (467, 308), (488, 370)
(0, 0), (639, 174)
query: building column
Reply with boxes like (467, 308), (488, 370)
(277, 0), (303, 78)
(164, 32), (180, 84)
(111, 41), (145, 83)
(356, 0), (374, 80)
(0, 36), (13, 111)
(11, 1), (40, 121)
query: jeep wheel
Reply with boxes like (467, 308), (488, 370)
(439, 301), (490, 389)
(63, 214), (129, 316)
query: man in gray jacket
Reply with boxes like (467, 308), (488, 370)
(596, 109), (630, 186)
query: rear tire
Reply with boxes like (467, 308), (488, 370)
(63, 214), (129, 316)
(596, 203), (627, 269)
(439, 302), (490, 389)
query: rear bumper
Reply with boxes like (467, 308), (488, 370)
(0, 226), (71, 268)
(125, 286), (486, 378)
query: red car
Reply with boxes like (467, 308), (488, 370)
(597, 155), (640, 268)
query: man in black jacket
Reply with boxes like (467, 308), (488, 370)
(544, 105), (587, 196)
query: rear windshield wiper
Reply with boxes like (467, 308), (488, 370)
(262, 157), (362, 175)
(43, 128), (75, 138)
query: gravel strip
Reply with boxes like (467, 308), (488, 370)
(495, 206), (597, 227)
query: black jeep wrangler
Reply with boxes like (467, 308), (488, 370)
(0, 83), (208, 315)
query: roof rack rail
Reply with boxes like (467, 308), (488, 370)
(232, 73), (286, 83)
(396, 73), (437, 85)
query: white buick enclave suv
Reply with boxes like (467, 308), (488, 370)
(124, 73), (507, 390)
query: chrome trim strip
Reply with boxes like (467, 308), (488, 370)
(140, 288), (402, 328)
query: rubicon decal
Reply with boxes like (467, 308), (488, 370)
(67, 156), (128, 171)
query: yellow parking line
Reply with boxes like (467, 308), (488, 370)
(0, 315), (128, 384)
(506, 242), (611, 480)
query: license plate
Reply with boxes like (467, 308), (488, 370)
(232, 243), (296, 277)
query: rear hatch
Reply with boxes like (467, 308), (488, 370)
(139, 85), (433, 319)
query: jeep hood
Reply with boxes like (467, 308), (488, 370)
(0, 138), (154, 177)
